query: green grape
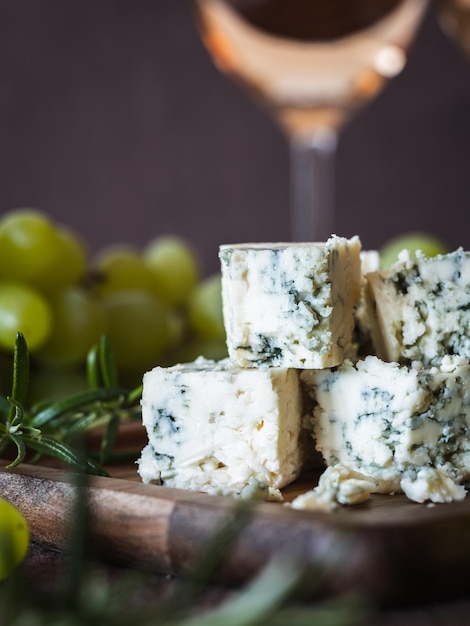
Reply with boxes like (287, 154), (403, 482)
(35, 226), (87, 292)
(187, 274), (225, 341)
(35, 287), (107, 367)
(143, 235), (199, 307)
(92, 244), (157, 296)
(0, 282), (52, 352)
(0, 497), (30, 581)
(101, 289), (178, 379)
(380, 232), (448, 269)
(0, 208), (64, 286)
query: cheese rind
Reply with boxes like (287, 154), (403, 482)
(219, 236), (362, 369)
(137, 357), (303, 498)
(366, 248), (470, 365)
(300, 355), (470, 502)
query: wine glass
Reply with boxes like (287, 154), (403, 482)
(434, 0), (470, 55)
(192, 0), (430, 242)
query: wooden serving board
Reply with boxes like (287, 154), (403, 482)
(2, 457), (470, 606)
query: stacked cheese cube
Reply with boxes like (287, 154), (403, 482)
(138, 238), (470, 505)
(138, 235), (362, 499)
(219, 239), (362, 369)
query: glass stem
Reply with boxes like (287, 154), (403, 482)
(289, 127), (338, 243)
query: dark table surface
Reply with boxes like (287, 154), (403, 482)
(15, 541), (470, 626)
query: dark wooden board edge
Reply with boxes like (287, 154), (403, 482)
(2, 462), (470, 605)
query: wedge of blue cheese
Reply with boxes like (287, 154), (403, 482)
(365, 248), (470, 365)
(300, 355), (470, 503)
(137, 357), (303, 499)
(219, 236), (362, 369)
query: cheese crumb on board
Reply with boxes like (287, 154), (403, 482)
(137, 357), (303, 499)
(301, 355), (470, 503)
(219, 235), (362, 369)
(289, 464), (377, 511)
(400, 467), (466, 504)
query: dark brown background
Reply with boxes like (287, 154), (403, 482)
(0, 1), (469, 275)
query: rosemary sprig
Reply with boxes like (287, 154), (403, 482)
(0, 333), (143, 475)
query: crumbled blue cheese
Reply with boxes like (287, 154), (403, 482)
(366, 248), (470, 365)
(289, 464), (377, 511)
(300, 355), (470, 503)
(400, 467), (466, 504)
(137, 357), (303, 499)
(219, 236), (362, 369)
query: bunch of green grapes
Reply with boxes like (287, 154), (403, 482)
(0, 208), (227, 396)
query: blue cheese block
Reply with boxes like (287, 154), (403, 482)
(300, 355), (470, 503)
(219, 235), (362, 369)
(366, 248), (470, 365)
(137, 358), (303, 498)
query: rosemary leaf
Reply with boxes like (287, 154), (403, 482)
(11, 332), (29, 403)
(6, 397), (24, 431)
(100, 411), (120, 464)
(86, 343), (101, 389)
(18, 426), (41, 439)
(159, 502), (253, 620)
(5, 433), (26, 469)
(31, 387), (128, 428)
(81, 455), (111, 477)
(8, 332), (29, 422)
(187, 501), (253, 588)
(99, 335), (119, 389)
(177, 556), (304, 626)
(63, 411), (104, 440)
(24, 435), (109, 477)
(125, 385), (143, 407)
(62, 468), (91, 610)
